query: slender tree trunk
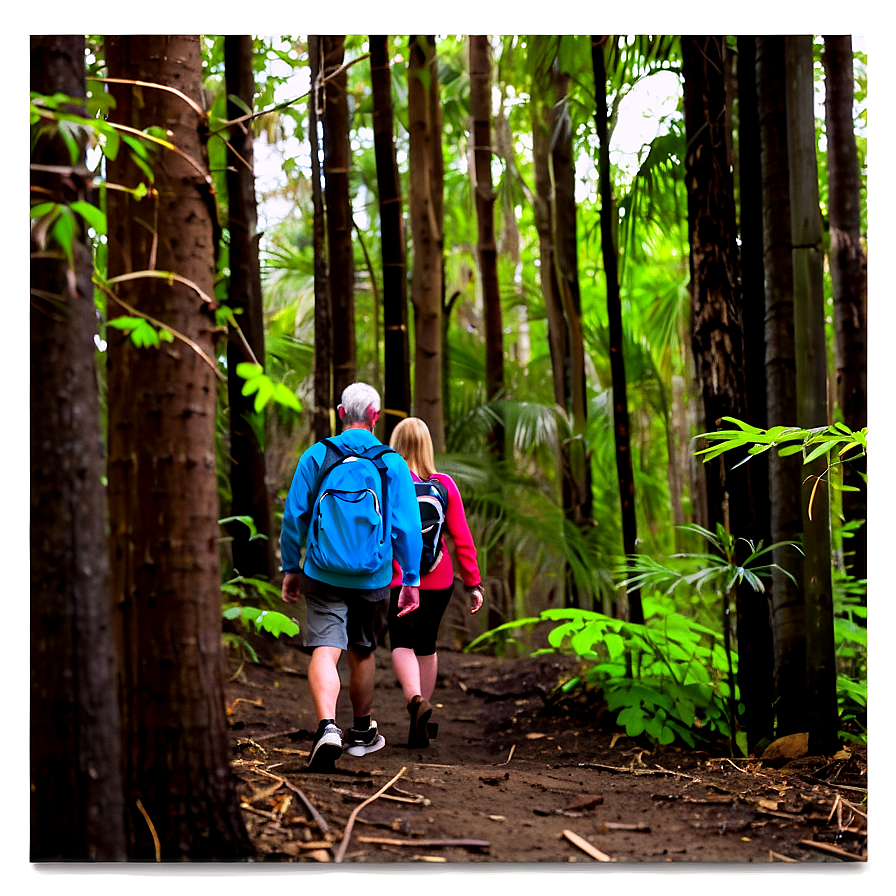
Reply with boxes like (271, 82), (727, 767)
(322, 35), (356, 402)
(785, 36), (838, 756)
(224, 35), (275, 579)
(550, 63), (595, 597)
(591, 36), (642, 624)
(370, 35), (411, 444)
(736, 36), (772, 550)
(823, 35), (867, 584)
(531, 53), (582, 609)
(682, 35), (773, 750)
(309, 36), (333, 441)
(736, 36), (777, 745)
(756, 36), (806, 735)
(470, 34), (508, 628)
(105, 34), (253, 859)
(408, 34), (445, 451)
(30, 34), (126, 862)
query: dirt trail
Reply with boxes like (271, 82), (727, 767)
(225, 642), (868, 865)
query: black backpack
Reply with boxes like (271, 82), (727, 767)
(415, 479), (449, 573)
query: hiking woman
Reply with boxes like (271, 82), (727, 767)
(387, 417), (484, 747)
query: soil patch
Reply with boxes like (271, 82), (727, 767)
(225, 642), (868, 865)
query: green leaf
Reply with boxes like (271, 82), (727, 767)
(273, 382), (301, 411)
(103, 128), (120, 161)
(51, 207), (75, 262)
(31, 201), (58, 219)
(777, 444), (804, 456)
(69, 200), (107, 235)
(237, 361), (264, 379)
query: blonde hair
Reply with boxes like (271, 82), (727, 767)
(389, 417), (436, 480)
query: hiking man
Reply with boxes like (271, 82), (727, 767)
(280, 382), (423, 769)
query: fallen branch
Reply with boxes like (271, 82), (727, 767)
(799, 839), (866, 862)
(356, 836), (490, 849)
(249, 768), (330, 836)
(562, 829), (613, 862)
(332, 786), (430, 806)
(769, 850), (799, 863)
(334, 766), (407, 863)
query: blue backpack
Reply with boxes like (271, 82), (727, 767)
(304, 439), (396, 577)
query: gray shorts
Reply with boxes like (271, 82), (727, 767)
(301, 573), (389, 652)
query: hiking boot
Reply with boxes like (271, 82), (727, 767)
(343, 720), (386, 757)
(407, 695), (433, 748)
(308, 723), (343, 770)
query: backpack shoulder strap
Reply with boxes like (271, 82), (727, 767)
(300, 439), (346, 526)
(360, 444), (396, 529)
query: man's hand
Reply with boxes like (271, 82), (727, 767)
(469, 586), (484, 615)
(397, 585), (420, 617)
(282, 572), (302, 604)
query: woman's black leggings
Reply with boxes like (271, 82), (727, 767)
(387, 583), (455, 656)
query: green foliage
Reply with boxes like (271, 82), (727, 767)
(220, 567), (298, 663)
(469, 598), (741, 753)
(236, 361), (302, 414)
(106, 316), (174, 349)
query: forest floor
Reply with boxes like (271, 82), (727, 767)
(224, 638), (868, 867)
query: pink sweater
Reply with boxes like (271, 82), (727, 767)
(389, 471), (481, 591)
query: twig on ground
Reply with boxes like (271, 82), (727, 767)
(799, 839), (866, 862)
(769, 850), (799, 863)
(562, 829), (613, 862)
(334, 766), (407, 863)
(249, 768), (330, 836)
(356, 836), (490, 848)
(332, 786), (430, 806)
(497, 745), (516, 766)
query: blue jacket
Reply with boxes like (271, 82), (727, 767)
(280, 428), (423, 590)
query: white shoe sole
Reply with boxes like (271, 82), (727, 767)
(344, 734), (386, 757)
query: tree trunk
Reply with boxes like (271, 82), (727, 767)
(105, 34), (253, 859)
(322, 35), (356, 402)
(408, 34), (446, 452)
(736, 36), (778, 745)
(30, 34), (127, 862)
(682, 35), (773, 750)
(470, 34), (508, 628)
(785, 35), (838, 756)
(224, 35), (275, 580)
(756, 35), (807, 735)
(370, 35), (411, 444)
(736, 36), (772, 551)
(531, 50), (584, 609)
(550, 62), (595, 612)
(309, 36), (333, 441)
(823, 35), (867, 584)
(591, 36), (642, 624)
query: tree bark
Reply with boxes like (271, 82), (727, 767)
(823, 35), (867, 584)
(591, 36), (642, 624)
(30, 34), (127, 862)
(550, 63), (595, 598)
(370, 35), (411, 444)
(309, 36), (333, 441)
(756, 35), (807, 735)
(470, 34), (508, 628)
(105, 34), (253, 859)
(785, 35), (838, 756)
(682, 35), (773, 750)
(531, 49), (588, 609)
(224, 35), (275, 580)
(408, 35), (446, 451)
(322, 35), (356, 402)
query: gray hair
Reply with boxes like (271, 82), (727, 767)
(339, 382), (381, 424)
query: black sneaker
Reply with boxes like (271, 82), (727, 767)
(308, 723), (343, 770)
(344, 720), (386, 757)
